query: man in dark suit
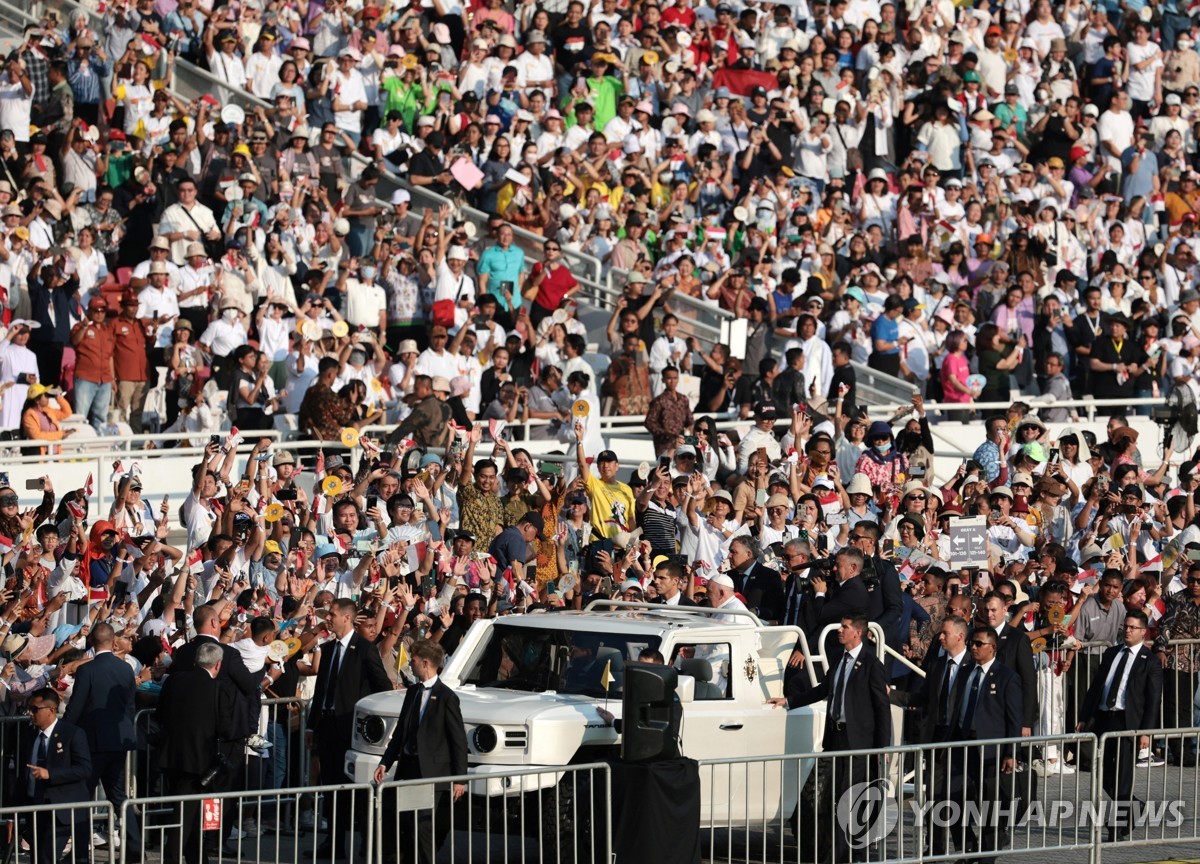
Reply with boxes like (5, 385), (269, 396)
(727, 536), (785, 621)
(17, 687), (93, 864)
(307, 597), (392, 857)
(62, 622), (143, 858)
(1076, 610), (1163, 841)
(978, 592), (1038, 734)
(650, 560), (697, 606)
(908, 616), (975, 856)
(781, 615), (891, 862)
(948, 626), (1024, 864)
(375, 639), (468, 864)
(156, 642), (234, 864)
(171, 604), (259, 740)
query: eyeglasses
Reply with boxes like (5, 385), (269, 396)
(1188, 577), (1200, 585)
(970, 640), (992, 648)
(26, 704), (52, 714)
(906, 494), (927, 501)
(1123, 624), (1147, 630)
(545, 245), (561, 251)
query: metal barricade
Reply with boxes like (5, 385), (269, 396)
(0, 800), (116, 864)
(697, 732), (1098, 864)
(1094, 725), (1200, 861)
(0, 714), (35, 813)
(121, 782), (374, 864)
(375, 762), (611, 864)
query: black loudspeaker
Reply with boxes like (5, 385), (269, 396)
(621, 662), (682, 763)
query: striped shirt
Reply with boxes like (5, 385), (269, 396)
(639, 500), (678, 557)
(68, 54), (110, 105)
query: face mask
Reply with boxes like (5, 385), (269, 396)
(223, 308), (239, 322)
(360, 265), (376, 281)
(884, 268), (898, 281)
(349, 351), (367, 366)
(874, 441), (892, 455)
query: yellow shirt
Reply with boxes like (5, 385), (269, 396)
(585, 473), (636, 540)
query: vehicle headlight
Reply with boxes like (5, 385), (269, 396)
(471, 724), (498, 754)
(357, 714), (387, 745)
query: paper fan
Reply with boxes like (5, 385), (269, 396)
(283, 636), (303, 658)
(331, 321), (349, 339)
(302, 320), (322, 341)
(1030, 637), (1047, 654)
(370, 378), (384, 393)
(966, 374), (987, 392)
(637, 462), (650, 480)
(264, 503), (285, 523)
(221, 104), (246, 126)
(572, 399), (590, 418)
(340, 427), (360, 448)
(266, 640), (290, 663)
(322, 476), (344, 496)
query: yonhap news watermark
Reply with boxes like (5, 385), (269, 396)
(837, 779), (1191, 847)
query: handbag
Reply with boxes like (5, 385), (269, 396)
(431, 298), (456, 327)
(180, 203), (224, 260)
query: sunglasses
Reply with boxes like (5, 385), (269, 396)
(0, 496), (18, 505)
(970, 640), (992, 648)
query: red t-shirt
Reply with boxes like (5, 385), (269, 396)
(112, 317), (149, 382)
(531, 262), (579, 311)
(74, 321), (116, 384)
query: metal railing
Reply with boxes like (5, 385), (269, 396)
(0, 799), (116, 864)
(1095, 726), (1200, 861)
(375, 763), (611, 864)
(118, 781), (374, 864)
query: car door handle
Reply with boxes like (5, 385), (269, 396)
(719, 723), (744, 731)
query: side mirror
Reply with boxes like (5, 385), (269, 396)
(676, 674), (695, 704)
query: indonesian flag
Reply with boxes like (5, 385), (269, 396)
(898, 558), (920, 582)
(333, 534), (349, 556)
(1073, 569), (1099, 591)
(312, 494), (328, 517)
(1148, 596), (1168, 625)
(109, 461), (125, 484)
(711, 67), (781, 97)
(0, 533), (12, 554)
(186, 549), (204, 576)
(405, 540), (427, 575)
(84, 473), (94, 499)
(488, 418), (506, 442)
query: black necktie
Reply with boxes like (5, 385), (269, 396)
(1104, 648), (1130, 710)
(940, 660), (956, 726)
(960, 667), (982, 733)
(830, 654), (850, 723)
(323, 641), (342, 710)
(29, 733), (46, 797)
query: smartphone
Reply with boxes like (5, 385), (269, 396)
(365, 495), (377, 511)
(538, 462), (562, 477)
(500, 280), (514, 294)
(910, 466), (926, 478)
(598, 576), (613, 595)
(949, 584), (961, 596)
(276, 488), (299, 501)
(659, 455), (671, 471)
(25, 478), (44, 490)
(683, 435), (699, 446)
(1186, 548), (1200, 562)
(209, 434), (222, 448)
(355, 539), (373, 553)
(1049, 448), (1060, 462)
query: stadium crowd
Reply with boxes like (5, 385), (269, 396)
(6, 0), (1200, 858)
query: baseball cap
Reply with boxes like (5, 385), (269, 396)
(597, 450), (619, 463)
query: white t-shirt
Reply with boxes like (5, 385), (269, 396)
(0, 80), (32, 144)
(1126, 41), (1162, 102)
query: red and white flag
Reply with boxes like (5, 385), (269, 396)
(84, 473), (94, 499)
(186, 549), (204, 575)
(0, 534), (12, 554)
(1148, 596), (1168, 625)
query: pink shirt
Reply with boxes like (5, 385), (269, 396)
(941, 353), (972, 403)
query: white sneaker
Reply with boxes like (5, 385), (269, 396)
(246, 734), (273, 750)
(1043, 759), (1062, 776)
(240, 819), (259, 839)
(91, 833), (108, 848)
(1058, 762), (1076, 775)
(1031, 759), (1047, 776)
(1136, 748), (1166, 768)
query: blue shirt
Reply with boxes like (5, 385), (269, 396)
(1120, 146), (1157, 205)
(488, 525), (527, 573)
(972, 439), (1002, 483)
(67, 54), (110, 105)
(476, 244), (525, 309)
(871, 314), (899, 355)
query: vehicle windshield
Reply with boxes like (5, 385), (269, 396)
(461, 622), (661, 698)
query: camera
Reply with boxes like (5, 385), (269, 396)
(199, 752), (234, 789)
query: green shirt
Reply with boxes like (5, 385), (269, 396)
(586, 75), (624, 132)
